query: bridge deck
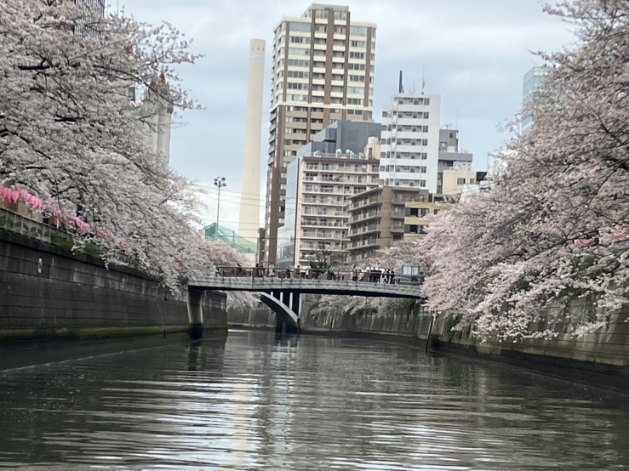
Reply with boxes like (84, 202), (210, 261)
(189, 276), (424, 299)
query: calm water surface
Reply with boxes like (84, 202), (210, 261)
(0, 330), (627, 470)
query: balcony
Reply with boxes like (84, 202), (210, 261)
(390, 223), (405, 233)
(301, 219), (347, 228)
(348, 224), (379, 236)
(351, 211), (379, 223)
(303, 197), (343, 205)
(348, 239), (381, 250)
(302, 232), (339, 239)
(302, 207), (346, 216)
(350, 197), (380, 210)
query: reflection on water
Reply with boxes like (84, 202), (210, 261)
(0, 330), (627, 470)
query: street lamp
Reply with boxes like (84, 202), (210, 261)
(213, 177), (226, 236)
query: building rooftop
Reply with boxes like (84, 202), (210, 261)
(438, 151), (473, 162)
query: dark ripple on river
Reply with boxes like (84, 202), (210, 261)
(0, 330), (627, 470)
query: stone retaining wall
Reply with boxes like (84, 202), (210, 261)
(0, 228), (226, 340)
(298, 295), (629, 382)
(227, 304), (275, 329)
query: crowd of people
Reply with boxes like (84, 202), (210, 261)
(217, 264), (402, 284)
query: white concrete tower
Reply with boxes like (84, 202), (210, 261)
(144, 73), (173, 174)
(238, 39), (265, 243)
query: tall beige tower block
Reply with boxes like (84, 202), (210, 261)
(238, 39), (265, 243)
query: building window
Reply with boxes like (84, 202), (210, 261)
(350, 40), (366, 47)
(289, 22), (312, 32)
(457, 178), (466, 185)
(350, 26), (368, 36)
(288, 47), (309, 56)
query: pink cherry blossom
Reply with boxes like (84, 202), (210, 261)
(0, 1), (241, 290)
(374, 0), (628, 341)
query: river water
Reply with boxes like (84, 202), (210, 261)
(0, 330), (627, 470)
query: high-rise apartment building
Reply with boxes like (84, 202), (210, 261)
(277, 121), (382, 268)
(437, 128), (473, 195)
(74, 0), (105, 36)
(347, 186), (421, 261)
(379, 93), (441, 193)
(143, 75), (173, 173)
(521, 66), (549, 133)
(75, 0), (105, 14)
(263, 4), (376, 265)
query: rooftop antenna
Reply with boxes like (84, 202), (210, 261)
(421, 66), (426, 94)
(398, 70), (404, 93)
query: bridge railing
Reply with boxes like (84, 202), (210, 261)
(0, 206), (68, 245)
(214, 266), (423, 286)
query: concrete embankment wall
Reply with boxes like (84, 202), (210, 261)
(293, 295), (627, 383)
(228, 304), (275, 329)
(299, 295), (629, 382)
(0, 229), (226, 340)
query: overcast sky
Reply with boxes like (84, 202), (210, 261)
(116, 0), (575, 231)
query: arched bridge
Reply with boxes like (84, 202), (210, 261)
(187, 267), (424, 334)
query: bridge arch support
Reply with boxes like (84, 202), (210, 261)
(258, 292), (300, 333)
(187, 287), (205, 338)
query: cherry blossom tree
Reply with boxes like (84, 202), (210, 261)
(0, 0), (242, 287)
(413, 0), (628, 340)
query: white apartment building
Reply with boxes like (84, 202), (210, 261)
(379, 93), (441, 194)
(263, 4), (376, 265)
(278, 150), (380, 268)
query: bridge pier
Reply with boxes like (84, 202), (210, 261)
(187, 287), (205, 339)
(275, 292), (301, 333)
(257, 292), (301, 333)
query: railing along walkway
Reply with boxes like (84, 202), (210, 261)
(0, 206), (68, 245)
(190, 267), (424, 299)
